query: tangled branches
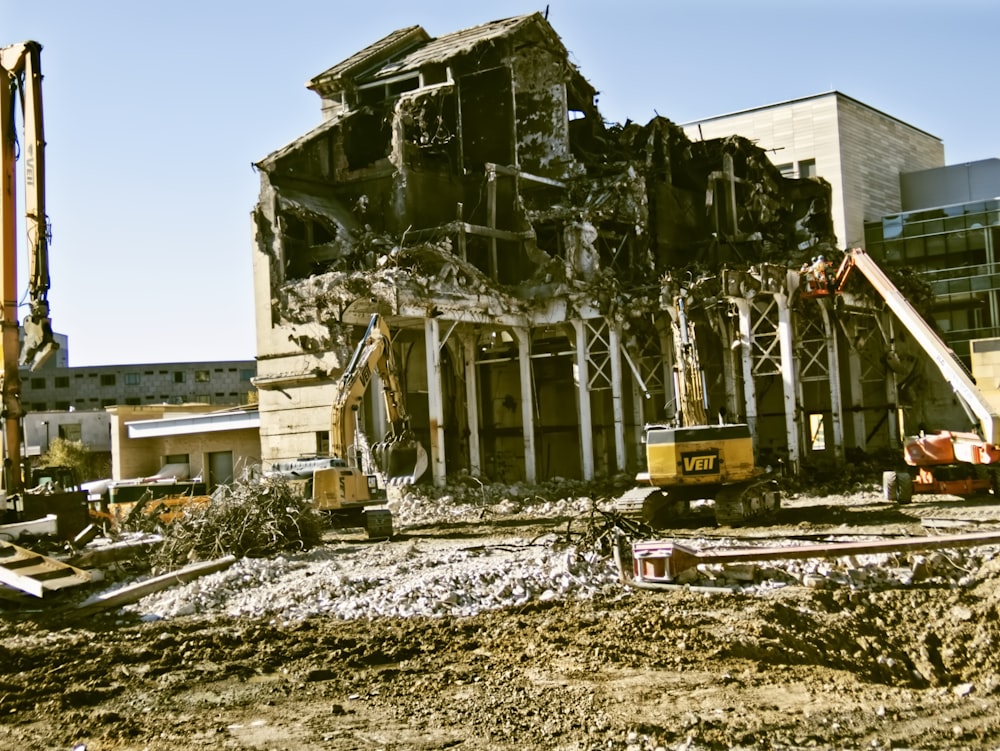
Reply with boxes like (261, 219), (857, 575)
(142, 474), (325, 571)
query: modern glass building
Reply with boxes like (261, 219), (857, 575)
(865, 181), (1000, 362)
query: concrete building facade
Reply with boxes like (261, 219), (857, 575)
(681, 92), (945, 250)
(20, 360), (257, 412)
(108, 404), (261, 490)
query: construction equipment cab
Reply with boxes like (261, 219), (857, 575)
(308, 313), (427, 538)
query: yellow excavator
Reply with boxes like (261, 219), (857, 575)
(275, 313), (427, 538)
(1, 41), (85, 533)
(616, 281), (779, 527)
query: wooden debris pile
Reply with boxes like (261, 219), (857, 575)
(129, 474), (325, 571)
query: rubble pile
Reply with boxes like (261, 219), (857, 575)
(127, 534), (622, 623)
(110, 481), (1000, 626)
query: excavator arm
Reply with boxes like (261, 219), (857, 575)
(829, 248), (1000, 445)
(1, 41), (58, 497)
(330, 314), (426, 484)
(1, 41), (56, 371)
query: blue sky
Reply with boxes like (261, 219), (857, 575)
(3, 1), (996, 366)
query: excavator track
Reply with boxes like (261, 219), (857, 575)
(713, 479), (780, 526)
(614, 486), (690, 528)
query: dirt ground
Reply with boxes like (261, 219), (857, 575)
(4, 487), (1000, 751)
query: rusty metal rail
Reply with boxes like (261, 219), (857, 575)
(620, 531), (1000, 587)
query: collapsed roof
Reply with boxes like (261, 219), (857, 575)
(254, 12), (836, 352)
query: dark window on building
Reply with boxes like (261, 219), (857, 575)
(125, 397), (141, 405)
(125, 373), (140, 385)
(173, 371), (185, 383)
(316, 431), (330, 455)
(29, 377), (45, 389)
(59, 423), (82, 441)
(31, 402), (46, 411)
(54, 401), (70, 410)
(195, 370), (210, 383)
(100, 374), (116, 387)
(240, 369), (254, 382)
(55, 376), (69, 388)
(100, 399), (115, 408)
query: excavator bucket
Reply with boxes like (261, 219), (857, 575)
(376, 438), (428, 486)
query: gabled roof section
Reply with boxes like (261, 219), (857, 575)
(308, 24), (430, 95)
(308, 12), (562, 94)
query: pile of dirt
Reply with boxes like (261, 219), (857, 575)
(2, 487), (1000, 749)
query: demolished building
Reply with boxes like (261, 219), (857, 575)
(251, 12), (967, 486)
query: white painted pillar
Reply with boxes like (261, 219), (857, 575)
(573, 320), (595, 480)
(733, 299), (758, 442)
(818, 303), (845, 461)
(608, 323), (627, 474)
(776, 293), (801, 470)
(513, 326), (537, 483)
(423, 317), (447, 487)
(462, 335), (482, 476)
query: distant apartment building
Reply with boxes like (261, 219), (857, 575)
(20, 360), (258, 412)
(681, 91), (945, 249)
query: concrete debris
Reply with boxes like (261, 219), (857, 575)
(109, 490), (1000, 624)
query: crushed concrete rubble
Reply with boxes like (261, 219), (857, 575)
(99, 488), (1000, 624)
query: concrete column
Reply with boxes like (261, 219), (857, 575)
(715, 309), (741, 422)
(423, 317), (446, 487)
(608, 323), (627, 474)
(462, 335), (482, 476)
(885, 316), (902, 449)
(776, 293), (801, 471)
(846, 341), (867, 450)
(733, 299), (758, 441)
(572, 320), (595, 480)
(658, 327), (676, 423)
(818, 303), (845, 460)
(513, 326), (537, 483)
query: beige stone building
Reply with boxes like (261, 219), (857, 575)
(108, 404), (260, 491)
(681, 92), (945, 249)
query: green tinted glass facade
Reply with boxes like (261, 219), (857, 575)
(864, 199), (1000, 361)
